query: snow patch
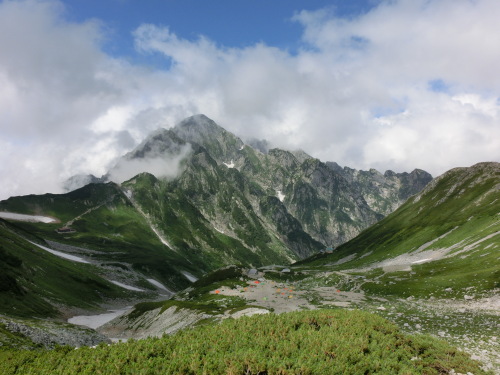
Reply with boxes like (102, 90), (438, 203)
(223, 160), (235, 168)
(276, 190), (285, 202)
(359, 251), (373, 259)
(29, 241), (90, 263)
(109, 280), (144, 292)
(147, 279), (173, 294)
(358, 227), (489, 272)
(182, 271), (198, 282)
(68, 306), (132, 329)
(0, 212), (57, 223)
(230, 308), (270, 319)
(412, 258), (431, 264)
(149, 225), (173, 248)
(121, 188), (174, 250)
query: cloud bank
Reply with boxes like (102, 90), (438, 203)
(0, 0), (499, 200)
(107, 144), (192, 184)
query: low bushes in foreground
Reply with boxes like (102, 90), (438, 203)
(0, 309), (489, 374)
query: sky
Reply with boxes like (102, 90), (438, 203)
(1, 0), (499, 200)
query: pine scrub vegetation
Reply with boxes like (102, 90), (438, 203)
(0, 309), (488, 374)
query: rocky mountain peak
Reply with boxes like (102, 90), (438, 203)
(59, 115), (434, 252)
(172, 114), (244, 163)
(127, 128), (187, 159)
(175, 114), (222, 136)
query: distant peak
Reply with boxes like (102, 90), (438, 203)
(176, 114), (218, 129)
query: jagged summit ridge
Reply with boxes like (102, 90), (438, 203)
(59, 114), (434, 255)
(326, 161), (433, 216)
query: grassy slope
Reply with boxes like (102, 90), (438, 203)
(297, 163), (499, 298)
(0, 219), (131, 318)
(1, 182), (194, 290)
(0, 309), (489, 375)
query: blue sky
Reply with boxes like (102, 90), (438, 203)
(64, 0), (376, 57)
(0, 0), (499, 199)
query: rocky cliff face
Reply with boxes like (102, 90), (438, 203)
(118, 114), (432, 252)
(326, 162), (433, 216)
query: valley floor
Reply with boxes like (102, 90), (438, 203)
(203, 271), (500, 374)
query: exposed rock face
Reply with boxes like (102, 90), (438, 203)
(0, 318), (110, 349)
(302, 162), (500, 290)
(117, 114), (432, 253)
(98, 306), (208, 340)
(326, 162), (433, 216)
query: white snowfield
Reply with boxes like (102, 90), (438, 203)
(0, 211), (57, 223)
(223, 160), (235, 168)
(109, 280), (144, 292)
(276, 190), (285, 202)
(147, 279), (174, 294)
(182, 271), (198, 282)
(28, 241), (90, 264)
(68, 306), (132, 330)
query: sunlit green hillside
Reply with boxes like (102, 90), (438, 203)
(298, 162), (500, 299)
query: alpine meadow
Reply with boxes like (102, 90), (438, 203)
(0, 115), (498, 374)
(1, 0), (500, 373)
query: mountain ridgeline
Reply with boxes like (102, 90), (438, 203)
(115, 114), (432, 251)
(0, 114), (432, 317)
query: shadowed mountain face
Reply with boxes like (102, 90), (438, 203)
(0, 114), (433, 316)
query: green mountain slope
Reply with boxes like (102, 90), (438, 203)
(0, 114), (433, 318)
(0, 183), (201, 318)
(0, 218), (134, 318)
(299, 162), (500, 299)
(120, 114), (431, 249)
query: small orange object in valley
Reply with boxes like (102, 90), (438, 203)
(254, 281), (260, 284)
(336, 290), (340, 293)
(215, 290), (220, 294)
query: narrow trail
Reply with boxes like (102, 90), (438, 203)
(64, 195), (118, 227)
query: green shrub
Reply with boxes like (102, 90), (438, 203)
(0, 309), (488, 374)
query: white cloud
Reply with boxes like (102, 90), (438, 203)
(107, 143), (192, 184)
(0, 0), (499, 200)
